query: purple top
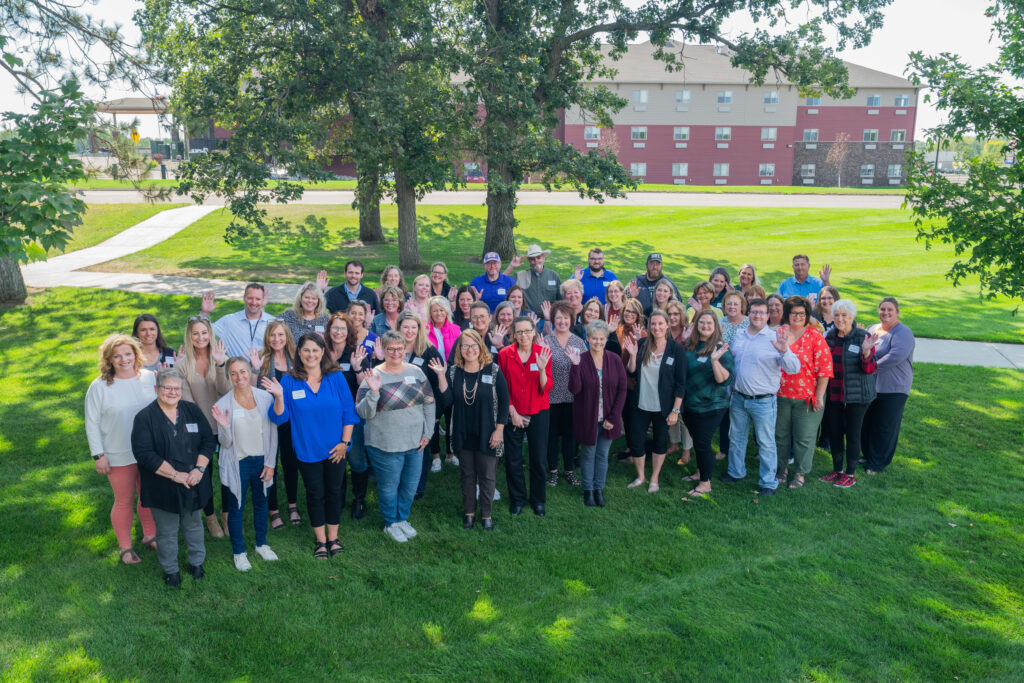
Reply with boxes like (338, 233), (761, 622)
(868, 322), (914, 394)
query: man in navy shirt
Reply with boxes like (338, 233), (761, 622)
(776, 254), (832, 302)
(325, 260), (379, 314)
(573, 247), (617, 304)
(471, 252), (516, 312)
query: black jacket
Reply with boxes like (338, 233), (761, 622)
(824, 326), (878, 405)
(132, 399), (216, 513)
(325, 284), (379, 315)
(627, 337), (687, 418)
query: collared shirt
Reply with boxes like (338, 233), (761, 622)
(213, 310), (276, 358)
(515, 267), (562, 315)
(471, 272), (516, 312)
(731, 326), (800, 396)
(777, 275), (824, 299)
(779, 327), (832, 400)
(580, 268), (618, 304)
(497, 344), (553, 415)
(325, 283), (379, 314)
(683, 342), (734, 412)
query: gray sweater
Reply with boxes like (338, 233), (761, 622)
(868, 322), (915, 395)
(355, 364), (436, 453)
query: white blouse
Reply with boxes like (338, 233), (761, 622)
(84, 370), (157, 467)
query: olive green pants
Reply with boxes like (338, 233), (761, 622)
(775, 396), (825, 474)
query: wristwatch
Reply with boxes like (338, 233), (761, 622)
(196, 465), (206, 474)
(92, 454), (102, 461)
(671, 408), (681, 415)
(340, 440), (351, 447)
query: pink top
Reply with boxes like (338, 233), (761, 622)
(427, 320), (462, 358)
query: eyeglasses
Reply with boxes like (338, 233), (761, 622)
(789, 312), (807, 319)
(462, 343), (480, 351)
(749, 309), (768, 316)
(513, 329), (533, 336)
(384, 346), (405, 354)
(431, 271), (447, 276)
(157, 385), (182, 393)
(470, 314), (489, 321)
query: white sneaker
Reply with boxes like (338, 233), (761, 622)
(493, 488), (501, 501)
(430, 458), (442, 473)
(396, 520), (418, 538)
(233, 553), (252, 571)
(254, 545), (278, 561)
(445, 454), (460, 467)
(384, 523), (408, 543)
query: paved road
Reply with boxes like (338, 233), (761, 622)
(79, 189), (906, 210)
(22, 205), (1020, 368)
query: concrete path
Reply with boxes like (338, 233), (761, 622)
(21, 203), (1021, 369)
(78, 189), (906, 210)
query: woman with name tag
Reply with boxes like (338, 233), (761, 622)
(133, 314), (175, 371)
(614, 298), (647, 464)
(604, 280), (626, 328)
(211, 357), (279, 571)
(262, 333), (358, 559)
(453, 286), (478, 330)
(543, 301), (588, 488)
(345, 300), (378, 358)
(356, 330), (440, 543)
(621, 309), (686, 493)
(278, 281), (329, 343)
(862, 297), (915, 475)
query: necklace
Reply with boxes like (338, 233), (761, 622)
(462, 372), (480, 406)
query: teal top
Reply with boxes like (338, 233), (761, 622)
(683, 341), (734, 412)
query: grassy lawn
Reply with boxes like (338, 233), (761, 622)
(1, 287), (1022, 680)
(49, 204), (187, 256)
(89, 204), (1024, 344)
(71, 178), (905, 195)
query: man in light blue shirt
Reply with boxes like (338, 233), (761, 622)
(199, 283), (277, 358)
(719, 298), (800, 495)
(776, 254), (832, 301)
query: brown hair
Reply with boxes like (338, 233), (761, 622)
(453, 329), (493, 367)
(685, 309), (724, 357)
(783, 296), (813, 325)
(549, 301), (576, 327)
(324, 312), (357, 358)
(638, 309), (670, 367)
(722, 290), (748, 314)
(581, 297), (604, 322)
(291, 333), (340, 380)
(98, 334), (143, 385)
(260, 320), (295, 378)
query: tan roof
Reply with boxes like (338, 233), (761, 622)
(591, 42), (916, 89)
(95, 97), (169, 114)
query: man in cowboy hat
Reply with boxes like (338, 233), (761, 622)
(505, 244), (563, 316)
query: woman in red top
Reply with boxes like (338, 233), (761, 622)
(498, 316), (553, 516)
(775, 296), (833, 489)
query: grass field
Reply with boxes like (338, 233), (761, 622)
(49, 204), (186, 256)
(88, 203), (1024, 344)
(1, 287), (1022, 680)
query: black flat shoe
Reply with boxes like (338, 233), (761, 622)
(594, 490), (606, 507)
(759, 487), (777, 496)
(719, 473), (744, 483)
(583, 490), (596, 507)
(164, 571), (181, 588)
(463, 515), (475, 529)
(481, 518), (494, 531)
(188, 563), (204, 579)
(532, 504), (546, 517)
(351, 501), (366, 520)
(509, 504), (523, 516)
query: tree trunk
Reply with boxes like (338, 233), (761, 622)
(356, 170), (384, 243)
(483, 164), (518, 260)
(394, 168), (422, 271)
(0, 256), (27, 303)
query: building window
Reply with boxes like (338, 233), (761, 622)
(583, 126), (600, 141)
(895, 94), (909, 106)
(759, 163), (775, 177)
(713, 163), (730, 177)
(761, 127), (777, 141)
(866, 94), (881, 106)
(675, 90), (691, 104)
(806, 96), (821, 106)
(632, 89), (648, 104)
(860, 164), (875, 177)
(673, 127), (690, 141)
(863, 129), (879, 142)
(672, 163), (688, 177)
(803, 129), (819, 142)
(891, 129), (907, 142)
(630, 127), (647, 141)
(763, 91), (779, 105)
(714, 127), (732, 141)
(630, 163), (646, 177)
(717, 90), (733, 104)
(800, 164), (816, 178)
(888, 164), (902, 178)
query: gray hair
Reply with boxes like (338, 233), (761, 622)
(156, 368), (184, 387)
(560, 279), (584, 296)
(832, 298), (858, 319)
(585, 320), (610, 338)
(380, 330), (404, 348)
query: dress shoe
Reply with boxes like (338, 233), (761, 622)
(583, 490), (596, 507)
(759, 487), (777, 497)
(463, 515), (475, 530)
(532, 504), (546, 516)
(164, 571), (181, 588)
(481, 518), (494, 531)
(188, 563), (205, 579)
(509, 504), (523, 516)
(593, 489), (606, 507)
(719, 473), (744, 483)
(351, 500), (366, 520)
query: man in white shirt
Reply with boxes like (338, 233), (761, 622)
(199, 283), (277, 358)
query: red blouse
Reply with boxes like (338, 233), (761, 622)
(778, 326), (833, 401)
(498, 344), (553, 415)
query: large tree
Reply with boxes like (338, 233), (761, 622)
(458, 0), (895, 258)
(904, 0), (1024, 309)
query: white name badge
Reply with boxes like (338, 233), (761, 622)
(665, 356), (675, 366)
(603, 281), (610, 287)
(292, 389), (306, 399)
(490, 346), (498, 353)
(340, 363), (351, 371)
(697, 356), (708, 363)
(186, 423), (199, 433)
(849, 344), (861, 353)
(530, 363), (539, 371)
(315, 325), (325, 333)
(497, 288), (506, 295)
(404, 376), (418, 385)
(412, 357), (424, 366)
(481, 374), (494, 384)
(548, 280), (556, 286)
(166, 357), (175, 366)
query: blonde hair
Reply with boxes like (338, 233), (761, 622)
(453, 329), (493, 367)
(179, 317), (220, 382)
(605, 280), (625, 300)
(260, 320), (295, 378)
(559, 279), (584, 297)
(98, 334), (143, 385)
(428, 296), (453, 325)
(292, 281), (326, 318)
(738, 263), (761, 290)
(412, 274), (431, 298)
(397, 310), (430, 356)
(722, 290), (748, 314)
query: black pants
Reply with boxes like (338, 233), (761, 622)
(547, 402), (577, 472)
(717, 409), (731, 455)
(825, 401), (871, 475)
(297, 458), (345, 527)
(684, 408), (726, 483)
(630, 408), (670, 456)
(620, 388), (636, 455)
(503, 409), (549, 508)
(861, 393), (908, 472)
(460, 448), (497, 517)
(267, 421), (299, 510)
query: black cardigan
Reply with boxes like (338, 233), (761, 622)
(442, 363), (510, 457)
(132, 399), (215, 513)
(627, 337), (687, 418)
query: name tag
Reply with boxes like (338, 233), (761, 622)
(481, 374), (493, 385)
(404, 376), (418, 385)
(315, 325), (325, 333)
(412, 357), (424, 366)
(530, 363), (538, 371)
(697, 357), (708, 364)
(292, 389), (306, 399)
(849, 344), (861, 354)
(603, 281), (610, 287)
(166, 357), (175, 366)
(547, 280), (556, 286)
(666, 356), (675, 366)
(490, 345), (498, 353)
(340, 363), (351, 371)
(186, 423), (199, 433)
(497, 288), (506, 295)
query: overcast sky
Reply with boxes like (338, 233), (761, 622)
(0, 0), (1005, 138)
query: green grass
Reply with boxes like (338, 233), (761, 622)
(1, 287), (1022, 680)
(90, 203), (1024, 344)
(70, 178), (905, 194)
(49, 204), (187, 256)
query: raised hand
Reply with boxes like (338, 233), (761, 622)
(622, 336), (638, 357)
(365, 307), (375, 326)
(626, 280), (640, 298)
(527, 311), (540, 325)
(260, 376), (283, 398)
(364, 370), (383, 392)
(860, 334), (877, 356)
(540, 300), (551, 321)
(489, 324), (507, 348)
(509, 254), (524, 269)
(200, 289), (217, 316)
(247, 347), (262, 371)
(565, 347), (581, 366)
(211, 339), (228, 365)
(710, 342), (729, 361)
(470, 286), (482, 299)
(373, 337), (384, 360)
(427, 358), (446, 376)
(316, 269), (329, 291)
(687, 296), (700, 312)
(573, 264), (585, 280)
(819, 263), (832, 284)
(177, 344), (185, 359)
(351, 345), (367, 372)
(535, 346), (552, 371)
(447, 287), (457, 303)
(771, 326), (790, 353)
(607, 311), (619, 330)
(211, 405), (231, 428)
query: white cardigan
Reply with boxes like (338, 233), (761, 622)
(84, 370), (157, 467)
(214, 387), (278, 504)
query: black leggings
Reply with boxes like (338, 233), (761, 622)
(861, 393), (908, 472)
(267, 421), (299, 510)
(629, 408), (670, 456)
(297, 458), (345, 527)
(825, 401), (870, 475)
(547, 402), (577, 472)
(684, 408), (726, 483)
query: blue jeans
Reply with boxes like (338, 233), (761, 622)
(227, 456), (268, 554)
(578, 425), (612, 491)
(727, 394), (779, 490)
(348, 422), (368, 473)
(366, 446), (420, 525)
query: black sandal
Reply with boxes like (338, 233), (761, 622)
(327, 539), (344, 557)
(269, 511), (284, 530)
(289, 505), (302, 526)
(313, 541), (329, 560)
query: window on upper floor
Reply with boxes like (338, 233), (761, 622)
(583, 126), (600, 141)
(717, 90), (733, 104)
(632, 89), (648, 104)
(761, 127), (777, 141)
(866, 94), (881, 106)
(675, 90), (691, 104)
(715, 127), (731, 141)
(803, 129), (819, 142)
(895, 94), (909, 106)
(806, 96), (821, 106)
(631, 127), (647, 141)
(863, 129), (879, 142)
(673, 127), (690, 141)
(891, 129), (907, 142)
(763, 91), (779, 105)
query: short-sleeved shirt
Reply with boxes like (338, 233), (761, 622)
(778, 327), (833, 401)
(580, 269), (618, 304)
(777, 275), (824, 299)
(471, 273), (516, 312)
(497, 344), (553, 415)
(683, 342), (734, 412)
(543, 332), (587, 404)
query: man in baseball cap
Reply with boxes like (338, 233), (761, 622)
(470, 251), (517, 312)
(504, 244), (562, 316)
(627, 252), (681, 315)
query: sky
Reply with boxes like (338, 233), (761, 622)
(0, 0), (1006, 139)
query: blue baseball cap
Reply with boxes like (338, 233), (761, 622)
(483, 252), (501, 263)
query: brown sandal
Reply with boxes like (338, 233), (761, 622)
(788, 474), (806, 489)
(120, 547), (142, 564)
(140, 535), (158, 551)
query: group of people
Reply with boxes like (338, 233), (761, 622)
(84, 250), (915, 587)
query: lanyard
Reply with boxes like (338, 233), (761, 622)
(248, 317), (260, 344)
